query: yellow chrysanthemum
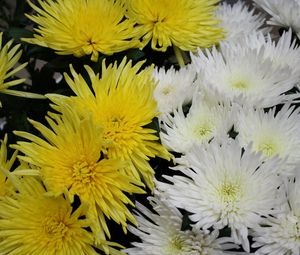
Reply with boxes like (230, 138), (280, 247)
(125, 0), (224, 52)
(24, 0), (142, 61)
(0, 33), (44, 105)
(48, 58), (170, 190)
(0, 176), (124, 255)
(13, 107), (144, 240)
(0, 134), (17, 196)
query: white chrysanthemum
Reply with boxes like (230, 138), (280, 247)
(158, 140), (282, 252)
(222, 30), (300, 75)
(216, 1), (270, 42)
(191, 44), (297, 108)
(252, 177), (300, 255)
(236, 104), (300, 176)
(124, 194), (238, 255)
(254, 0), (300, 38)
(153, 65), (196, 116)
(160, 93), (235, 154)
(256, 30), (300, 71)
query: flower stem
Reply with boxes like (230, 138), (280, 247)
(173, 45), (185, 68)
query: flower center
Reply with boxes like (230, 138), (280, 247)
(87, 38), (96, 46)
(167, 235), (184, 253)
(194, 124), (212, 139)
(161, 86), (174, 95)
(43, 217), (69, 239)
(291, 219), (300, 245)
(104, 116), (135, 146)
(257, 140), (278, 157)
(232, 80), (249, 90)
(219, 182), (240, 202)
(72, 161), (96, 185)
(166, 232), (209, 254)
(106, 117), (123, 137)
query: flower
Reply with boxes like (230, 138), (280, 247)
(13, 107), (144, 240)
(124, 193), (237, 255)
(158, 140), (282, 252)
(0, 134), (17, 197)
(24, 0), (141, 61)
(236, 104), (300, 176)
(254, 0), (300, 39)
(252, 177), (300, 255)
(47, 58), (170, 190)
(0, 33), (44, 105)
(216, 1), (270, 43)
(0, 33), (26, 94)
(152, 65), (196, 116)
(191, 41), (297, 108)
(264, 30), (300, 78)
(160, 93), (235, 154)
(218, 30), (300, 101)
(225, 30), (300, 75)
(0, 176), (123, 255)
(125, 0), (224, 51)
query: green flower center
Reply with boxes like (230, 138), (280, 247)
(232, 80), (249, 90)
(169, 235), (184, 252)
(193, 122), (213, 140)
(196, 126), (211, 137)
(161, 86), (173, 95)
(219, 182), (240, 202)
(257, 140), (278, 157)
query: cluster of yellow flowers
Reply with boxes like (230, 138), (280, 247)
(25, 0), (223, 61)
(0, 0), (224, 254)
(0, 58), (172, 254)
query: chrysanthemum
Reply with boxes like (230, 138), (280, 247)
(160, 94), (235, 154)
(47, 58), (170, 190)
(24, 0), (141, 61)
(216, 1), (270, 43)
(0, 176), (123, 255)
(252, 177), (300, 255)
(264, 30), (300, 80)
(13, 107), (144, 240)
(254, 0), (300, 39)
(223, 30), (300, 75)
(191, 42), (297, 108)
(125, 0), (224, 52)
(158, 140), (282, 251)
(152, 65), (196, 116)
(236, 104), (300, 176)
(0, 134), (17, 197)
(124, 193), (238, 255)
(0, 33), (44, 105)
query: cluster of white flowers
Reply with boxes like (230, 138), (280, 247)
(124, 194), (239, 255)
(125, 1), (300, 255)
(254, 0), (300, 39)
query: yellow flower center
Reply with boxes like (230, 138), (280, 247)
(72, 161), (96, 185)
(169, 235), (184, 252)
(194, 124), (212, 138)
(219, 182), (240, 202)
(161, 85), (174, 95)
(43, 217), (69, 239)
(232, 80), (249, 90)
(104, 116), (136, 146)
(257, 140), (278, 157)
